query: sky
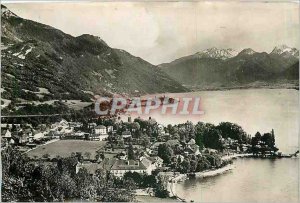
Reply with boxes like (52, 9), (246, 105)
(3, 1), (300, 65)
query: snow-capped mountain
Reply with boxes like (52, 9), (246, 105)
(237, 48), (256, 56)
(196, 47), (238, 60)
(160, 45), (299, 89)
(271, 45), (299, 58)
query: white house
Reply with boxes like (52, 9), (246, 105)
(95, 125), (107, 135)
(110, 160), (148, 178)
(122, 130), (132, 138)
(52, 119), (69, 129)
(110, 157), (162, 178)
(2, 129), (11, 138)
(94, 125), (108, 141)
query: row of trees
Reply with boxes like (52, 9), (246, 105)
(174, 153), (232, 173)
(251, 129), (278, 155)
(194, 122), (250, 150)
(2, 147), (135, 202)
(97, 117), (250, 151)
(157, 142), (232, 173)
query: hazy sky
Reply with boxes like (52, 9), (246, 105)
(4, 1), (299, 64)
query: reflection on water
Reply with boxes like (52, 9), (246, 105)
(175, 158), (299, 202)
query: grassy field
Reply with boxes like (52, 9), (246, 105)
(27, 140), (107, 159)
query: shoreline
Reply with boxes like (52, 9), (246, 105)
(193, 164), (235, 178)
(138, 85), (299, 98)
(187, 83), (299, 92)
(221, 153), (253, 161)
(167, 164), (235, 202)
(166, 153), (256, 202)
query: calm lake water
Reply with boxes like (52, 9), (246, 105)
(175, 158), (299, 202)
(128, 89), (299, 202)
(127, 89), (299, 202)
(128, 89), (299, 153)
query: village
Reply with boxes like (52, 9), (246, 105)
(2, 115), (285, 201)
(1, 116), (251, 172)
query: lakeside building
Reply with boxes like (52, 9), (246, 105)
(75, 156), (163, 177)
(110, 159), (149, 177)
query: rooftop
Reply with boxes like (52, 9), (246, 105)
(95, 125), (106, 129)
(111, 159), (147, 170)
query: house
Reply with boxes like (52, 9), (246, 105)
(157, 124), (165, 133)
(95, 125), (107, 135)
(185, 139), (201, 155)
(1, 129), (14, 146)
(74, 131), (85, 139)
(107, 126), (113, 133)
(121, 130), (131, 138)
(110, 159), (149, 177)
(1, 129), (11, 139)
(69, 122), (83, 128)
(140, 156), (163, 174)
(33, 131), (46, 140)
(52, 119), (69, 129)
(87, 134), (101, 141)
(64, 127), (74, 134)
(12, 131), (29, 144)
(47, 129), (60, 138)
(88, 123), (97, 129)
(147, 156), (164, 168)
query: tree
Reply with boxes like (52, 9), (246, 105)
(261, 132), (275, 148)
(202, 125), (222, 150)
(196, 156), (211, 172)
(157, 143), (173, 164)
(141, 135), (151, 148)
(190, 159), (197, 172)
(255, 131), (262, 139)
(216, 122), (247, 142)
(179, 158), (191, 173)
(195, 122), (205, 150)
(75, 168), (97, 200)
(154, 175), (169, 198)
(123, 172), (142, 186)
(128, 144), (135, 160)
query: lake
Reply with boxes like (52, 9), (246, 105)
(175, 158), (299, 202)
(128, 89), (299, 153)
(126, 88), (299, 202)
(167, 89), (299, 202)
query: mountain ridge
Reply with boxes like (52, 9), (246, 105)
(1, 4), (188, 111)
(160, 46), (299, 89)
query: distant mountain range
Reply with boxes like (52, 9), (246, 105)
(160, 45), (299, 90)
(1, 5), (188, 106)
(1, 4), (299, 112)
